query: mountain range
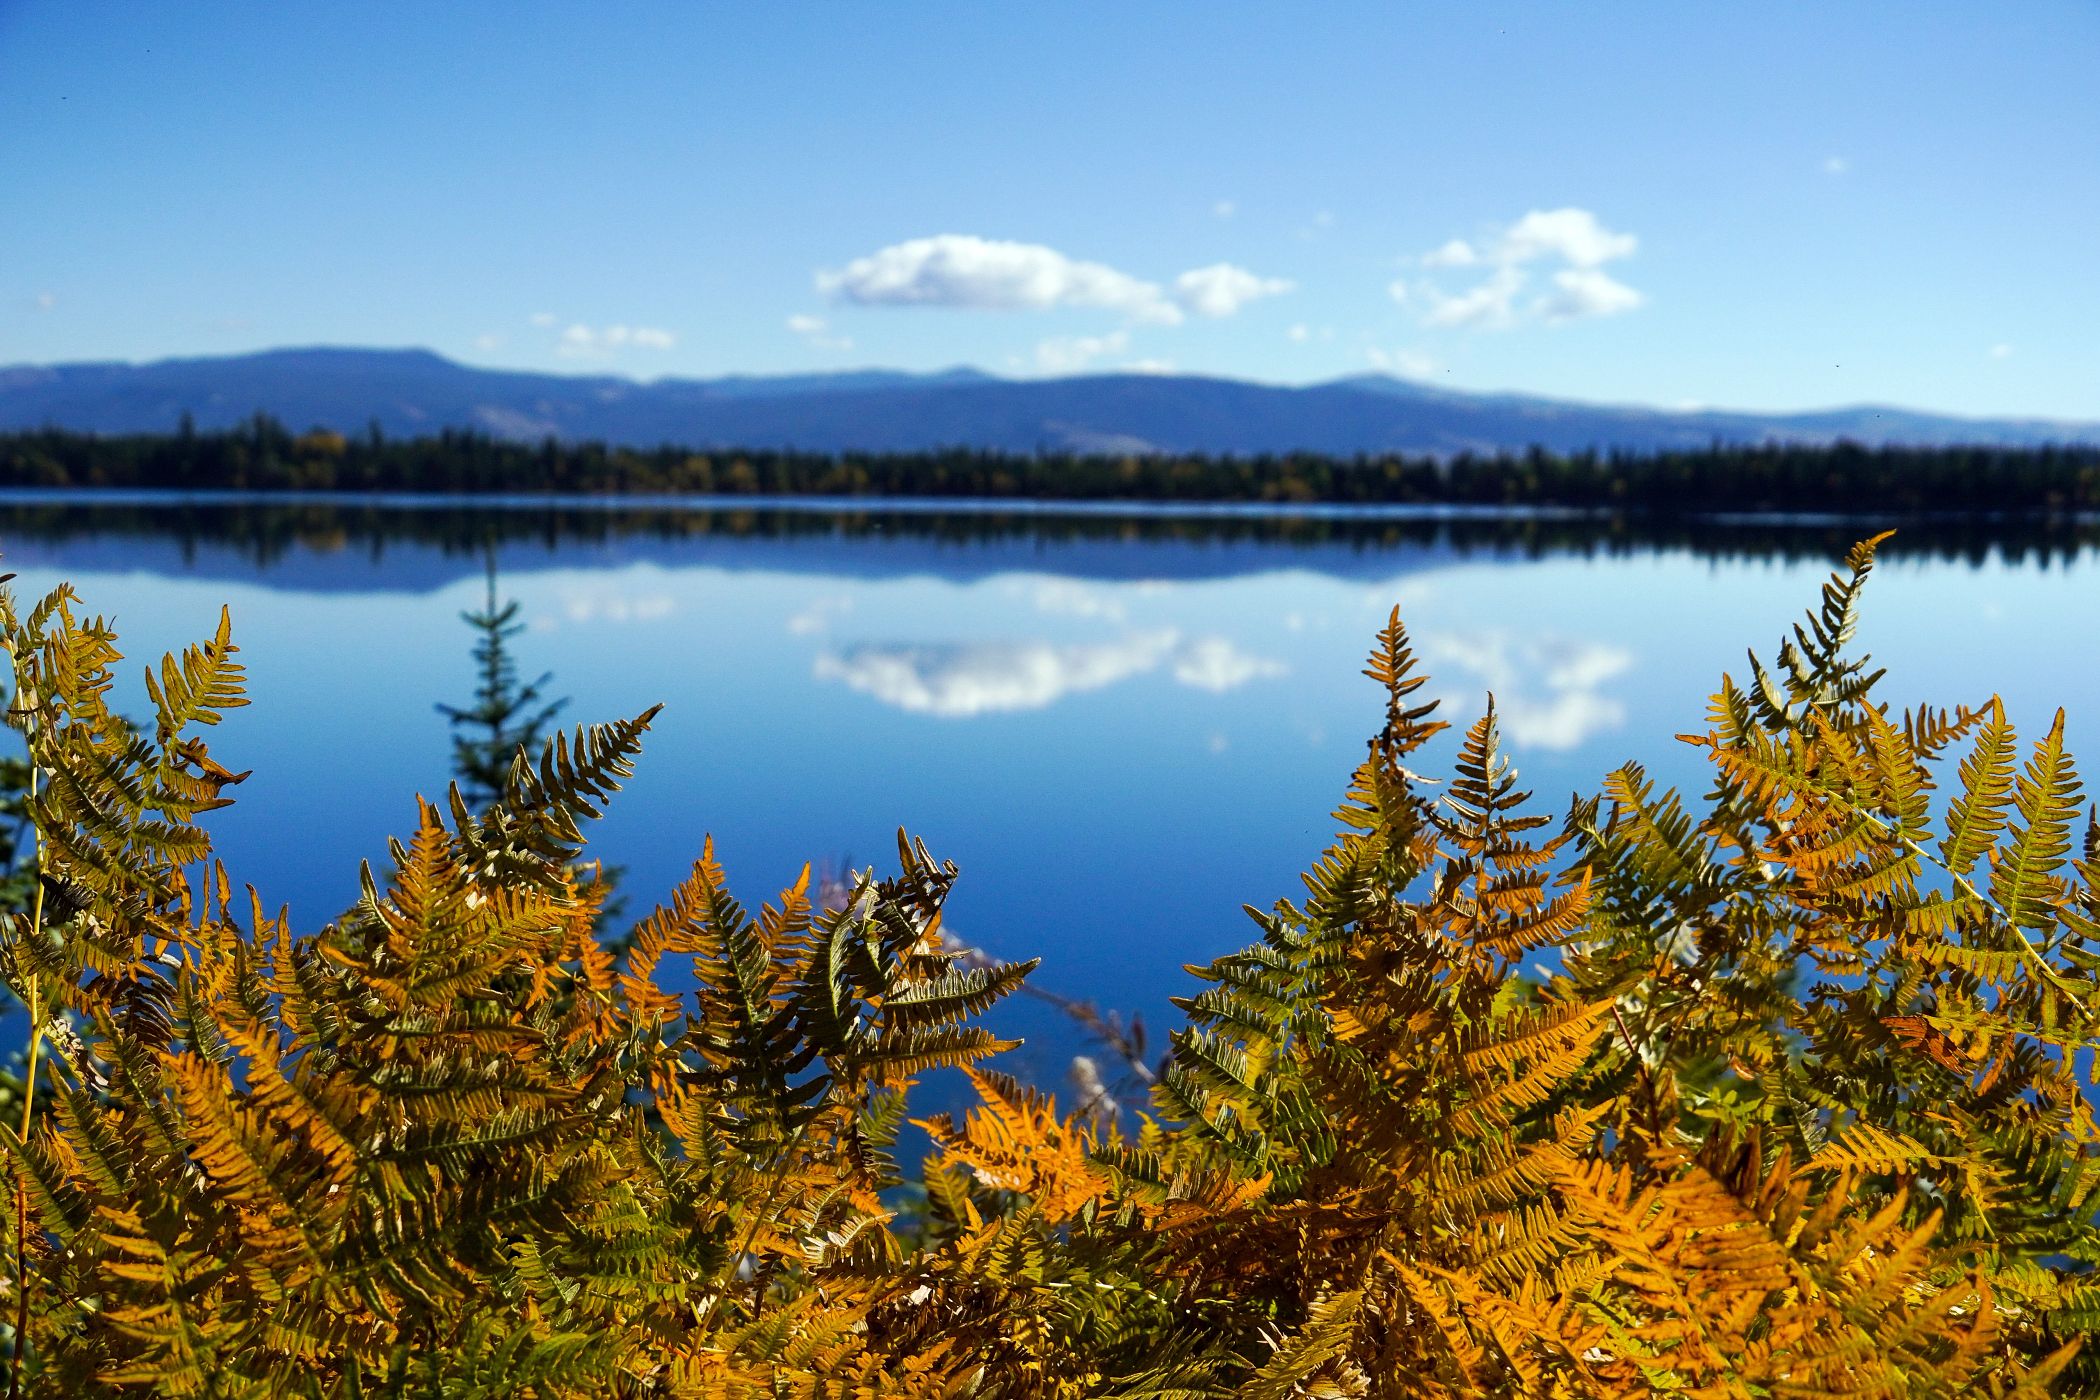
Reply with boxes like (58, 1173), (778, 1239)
(2, 347), (2094, 457)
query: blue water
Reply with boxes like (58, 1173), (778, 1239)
(3, 501), (2095, 1095)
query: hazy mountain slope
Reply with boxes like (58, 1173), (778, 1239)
(2, 347), (2093, 456)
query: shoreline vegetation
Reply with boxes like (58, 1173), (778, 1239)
(3, 416), (2099, 516)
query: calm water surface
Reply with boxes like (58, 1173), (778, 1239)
(4, 500), (2095, 1089)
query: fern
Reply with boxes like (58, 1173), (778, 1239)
(1, 546), (2097, 1396)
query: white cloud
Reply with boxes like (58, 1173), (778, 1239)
(557, 323), (677, 357)
(1823, 155), (1850, 176)
(1493, 208), (1637, 268)
(1410, 208), (1643, 330)
(819, 235), (1292, 328)
(1419, 631), (1634, 751)
(529, 311), (558, 327)
(1386, 278), (1409, 304)
(786, 313), (853, 351)
(1121, 357), (1178, 374)
(1173, 263), (1294, 318)
(1172, 638), (1288, 693)
(1034, 330), (1130, 373)
(1287, 323), (1310, 343)
(815, 630), (1285, 717)
(1421, 239), (1479, 269)
(472, 332), (504, 351)
(1213, 199), (1237, 219)
(1536, 268), (1645, 322)
(32, 291), (57, 312)
(1295, 210), (1336, 240)
(1422, 266), (1526, 329)
(1367, 346), (1441, 378)
(819, 234), (1182, 324)
(1989, 343), (2014, 360)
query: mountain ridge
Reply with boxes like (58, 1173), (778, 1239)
(2, 346), (2093, 457)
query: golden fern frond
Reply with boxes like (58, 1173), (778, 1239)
(1434, 1104), (1611, 1217)
(1746, 529), (1892, 726)
(142, 604), (248, 746)
(1942, 699), (2020, 879)
(1364, 606), (1449, 760)
(916, 1068), (1105, 1219)
(452, 707), (662, 889)
(1810, 1119), (1942, 1175)
(1449, 1003), (1614, 1139)
(1991, 711), (2082, 933)
(1237, 1288), (1361, 1400)
(164, 1052), (326, 1265)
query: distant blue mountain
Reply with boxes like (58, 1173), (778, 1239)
(1, 346), (2093, 457)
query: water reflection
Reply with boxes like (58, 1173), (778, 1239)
(437, 548), (566, 807)
(2, 495), (2099, 592)
(1419, 631), (1634, 751)
(0, 496), (2094, 1083)
(811, 632), (1289, 718)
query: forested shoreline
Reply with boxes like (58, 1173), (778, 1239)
(3, 416), (2098, 514)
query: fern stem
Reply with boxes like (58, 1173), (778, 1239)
(7, 757), (42, 1400)
(698, 1110), (820, 1337)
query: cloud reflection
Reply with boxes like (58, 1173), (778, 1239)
(814, 631), (1285, 717)
(1172, 637), (1289, 693)
(1027, 578), (1128, 622)
(1420, 631), (1633, 751)
(532, 588), (676, 630)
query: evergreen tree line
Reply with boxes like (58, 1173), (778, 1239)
(3, 414), (2098, 513)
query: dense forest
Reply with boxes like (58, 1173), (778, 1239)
(3, 415), (2099, 514)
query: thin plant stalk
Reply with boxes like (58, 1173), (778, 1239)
(7, 757), (41, 1400)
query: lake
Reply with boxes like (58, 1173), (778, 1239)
(3, 496), (2096, 1098)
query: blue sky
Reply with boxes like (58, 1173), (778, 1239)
(3, 2), (2094, 416)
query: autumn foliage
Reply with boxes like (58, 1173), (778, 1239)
(1, 535), (2097, 1396)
